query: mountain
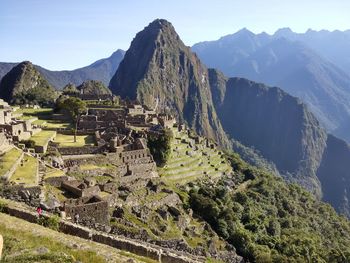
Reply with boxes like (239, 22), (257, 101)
(109, 19), (230, 147)
(192, 30), (350, 143)
(0, 61), (57, 105)
(317, 135), (350, 217)
(109, 19), (350, 216)
(274, 28), (350, 75)
(209, 71), (327, 196)
(0, 49), (125, 89)
(77, 80), (112, 95)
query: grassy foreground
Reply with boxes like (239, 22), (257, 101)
(0, 212), (155, 263)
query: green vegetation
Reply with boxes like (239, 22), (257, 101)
(37, 215), (60, 231)
(54, 134), (94, 147)
(0, 148), (22, 177)
(0, 214), (108, 263)
(44, 167), (65, 178)
(0, 61), (58, 106)
(77, 80), (112, 95)
(189, 153), (350, 262)
(147, 128), (173, 166)
(62, 83), (79, 96)
(56, 97), (87, 142)
(10, 155), (38, 185)
(30, 131), (56, 146)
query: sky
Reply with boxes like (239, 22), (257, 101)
(1, 0), (349, 70)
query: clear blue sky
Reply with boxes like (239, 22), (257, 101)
(1, 0), (349, 70)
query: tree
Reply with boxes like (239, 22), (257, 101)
(59, 97), (87, 142)
(147, 128), (173, 166)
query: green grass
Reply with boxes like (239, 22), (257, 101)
(31, 131), (56, 146)
(0, 148), (22, 177)
(0, 214), (107, 263)
(79, 163), (114, 170)
(54, 134), (95, 147)
(44, 167), (65, 178)
(14, 108), (53, 116)
(43, 120), (71, 129)
(10, 154), (38, 185)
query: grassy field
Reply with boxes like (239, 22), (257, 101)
(31, 131), (56, 146)
(44, 167), (65, 178)
(54, 134), (95, 147)
(0, 148), (22, 177)
(14, 108), (53, 117)
(0, 212), (152, 263)
(10, 155), (38, 185)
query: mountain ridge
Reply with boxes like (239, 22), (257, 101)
(0, 49), (125, 89)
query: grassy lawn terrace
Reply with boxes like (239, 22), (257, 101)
(54, 134), (95, 147)
(30, 130), (57, 146)
(14, 107), (53, 118)
(10, 154), (38, 185)
(0, 147), (22, 177)
(44, 167), (65, 178)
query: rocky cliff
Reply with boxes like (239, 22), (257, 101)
(209, 69), (328, 196)
(317, 135), (350, 217)
(109, 19), (230, 147)
(0, 61), (57, 105)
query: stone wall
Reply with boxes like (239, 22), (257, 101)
(0, 202), (228, 263)
(58, 145), (105, 155)
(64, 196), (109, 225)
(44, 176), (69, 187)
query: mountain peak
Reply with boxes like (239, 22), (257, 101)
(109, 19), (230, 147)
(274, 27), (294, 37)
(0, 60), (57, 105)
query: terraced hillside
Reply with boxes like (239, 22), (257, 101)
(159, 128), (232, 185)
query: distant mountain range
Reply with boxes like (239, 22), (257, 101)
(192, 29), (350, 143)
(0, 49), (125, 89)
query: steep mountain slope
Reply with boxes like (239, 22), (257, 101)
(0, 62), (17, 82)
(209, 70), (327, 195)
(317, 135), (350, 217)
(109, 19), (230, 147)
(0, 49), (125, 89)
(0, 61), (57, 105)
(192, 30), (350, 143)
(233, 39), (350, 139)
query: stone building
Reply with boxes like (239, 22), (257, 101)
(62, 179), (101, 198)
(64, 195), (109, 225)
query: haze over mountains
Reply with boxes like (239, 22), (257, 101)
(1, 20), (350, 217)
(192, 28), (350, 143)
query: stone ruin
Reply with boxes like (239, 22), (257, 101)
(0, 100), (41, 142)
(63, 195), (109, 226)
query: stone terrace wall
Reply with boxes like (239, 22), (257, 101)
(58, 145), (105, 155)
(0, 201), (208, 262)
